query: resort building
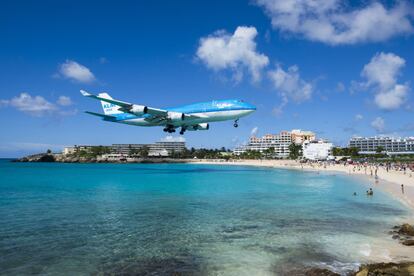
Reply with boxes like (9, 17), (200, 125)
(111, 144), (147, 155)
(302, 140), (333, 160)
(148, 149), (169, 157)
(349, 136), (414, 155)
(63, 145), (97, 155)
(63, 138), (186, 157)
(233, 131), (293, 158)
(149, 141), (186, 154)
(291, 129), (316, 144)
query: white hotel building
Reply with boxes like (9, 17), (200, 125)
(349, 136), (414, 155)
(233, 130), (316, 158)
(302, 140), (333, 160)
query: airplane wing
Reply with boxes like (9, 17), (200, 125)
(80, 90), (205, 123)
(85, 111), (116, 121)
(80, 90), (167, 116)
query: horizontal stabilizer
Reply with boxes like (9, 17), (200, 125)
(80, 90), (132, 108)
(85, 111), (116, 120)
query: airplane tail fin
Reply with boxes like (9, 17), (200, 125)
(98, 93), (123, 115)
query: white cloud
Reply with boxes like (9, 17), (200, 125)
(255, 0), (414, 45)
(360, 52), (409, 110)
(268, 64), (313, 103)
(371, 117), (385, 133)
(57, 96), (72, 106)
(1, 93), (56, 116)
(355, 114), (363, 121)
(374, 84), (409, 110)
(362, 52), (405, 88)
(250, 127), (259, 137)
(59, 60), (95, 83)
(161, 136), (186, 142)
(196, 26), (269, 82)
(1, 93), (76, 117)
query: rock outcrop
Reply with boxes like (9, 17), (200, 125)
(304, 267), (340, 276)
(398, 223), (414, 236)
(354, 262), (414, 276)
(389, 223), (414, 247)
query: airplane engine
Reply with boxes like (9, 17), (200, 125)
(130, 105), (148, 115)
(167, 112), (185, 122)
(188, 123), (209, 131)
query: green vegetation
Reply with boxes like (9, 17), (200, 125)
(262, 147), (275, 159)
(376, 146), (384, 154)
(70, 146), (111, 159)
(332, 147), (359, 157)
(288, 143), (302, 159)
(39, 154), (55, 162)
(170, 147), (232, 159)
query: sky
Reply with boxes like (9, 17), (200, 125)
(0, 0), (413, 157)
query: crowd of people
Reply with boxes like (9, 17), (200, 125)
(299, 159), (414, 197)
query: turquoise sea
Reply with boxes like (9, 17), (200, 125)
(0, 159), (412, 275)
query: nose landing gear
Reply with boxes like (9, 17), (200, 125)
(179, 127), (186, 135)
(233, 119), (239, 128)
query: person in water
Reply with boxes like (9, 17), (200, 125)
(366, 188), (374, 196)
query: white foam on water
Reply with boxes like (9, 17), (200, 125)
(359, 243), (372, 257)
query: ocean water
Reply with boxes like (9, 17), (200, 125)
(0, 160), (412, 275)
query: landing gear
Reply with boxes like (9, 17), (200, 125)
(233, 119), (239, 128)
(179, 127), (186, 135)
(163, 125), (176, 133)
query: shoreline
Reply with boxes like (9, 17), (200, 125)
(5, 158), (414, 274)
(188, 159), (414, 212)
(189, 159), (414, 272)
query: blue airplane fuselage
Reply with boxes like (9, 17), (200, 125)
(107, 99), (256, 128)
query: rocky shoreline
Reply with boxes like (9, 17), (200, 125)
(301, 223), (414, 275)
(302, 262), (414, 275)
(390, 223), (414, 247)
(12, 153), (189, 164)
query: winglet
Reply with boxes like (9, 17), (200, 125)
(80, 89), (92, 97)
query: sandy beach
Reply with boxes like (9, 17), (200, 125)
(190, 159), (414, 211)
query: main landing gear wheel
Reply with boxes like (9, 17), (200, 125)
(233, 119), (239, 128)
(164, 125), (176, 133)
(179, 128), (186, 135)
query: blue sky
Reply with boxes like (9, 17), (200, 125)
(0, 0), (413, 157)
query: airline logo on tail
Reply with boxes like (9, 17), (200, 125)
(98, 93), (123, 115)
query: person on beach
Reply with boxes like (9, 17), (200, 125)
(401, 184), (405, 194)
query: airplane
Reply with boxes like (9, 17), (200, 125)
(80, 90), (256, 135)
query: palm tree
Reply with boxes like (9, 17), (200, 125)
(288, 143), (302, 159)
(376, 146), (385, 154)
